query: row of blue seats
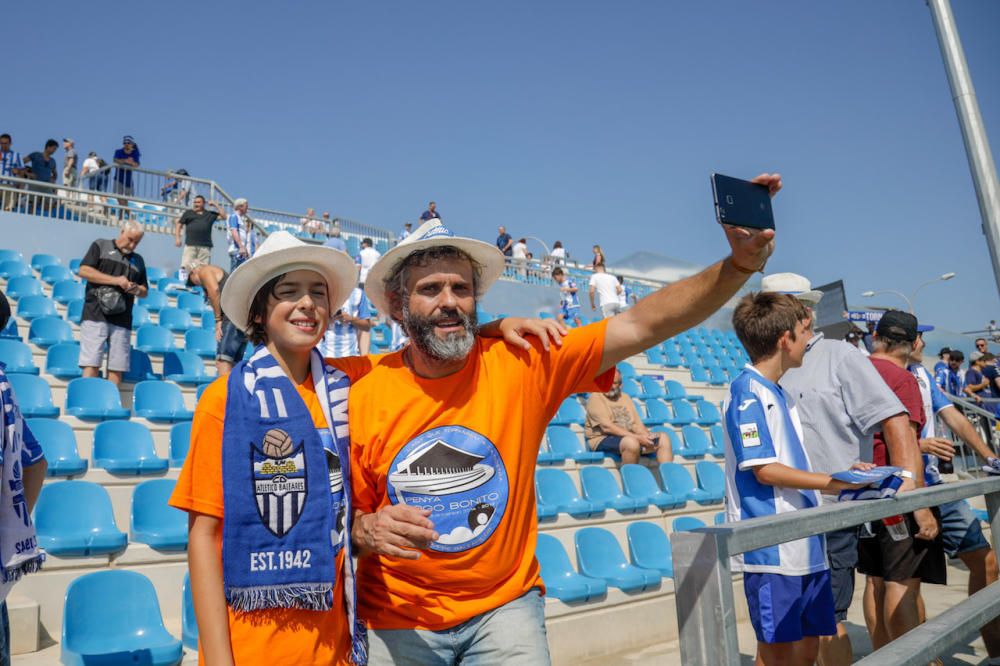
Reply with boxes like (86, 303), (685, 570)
(0, 264), (80, 287)
(8, 374), (194, 422)
(541, 424), (724, 464)
(32, 418), (191, 476)
(37, 479), (186, 555)
(60, 569), (193, 665)
(536, 462), (724, 518)
(550, 395), (721, 428)
(3, 276), (83, 304)
(0, 250), (69, 273)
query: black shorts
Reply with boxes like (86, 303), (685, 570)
(826, 527), (859, 622)
(594, 436), (623, 454)
(857, 513), (947, 585)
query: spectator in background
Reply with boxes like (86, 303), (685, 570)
(990, 320), (999, 343)
(589, 263), (622, 319)
(591, 244), (606, 268)
(585, 369), (673, 463)
(399, 222), (412, 240)
(616, 275), (634, 311)
(934, 348), (951, 376)
(174, 195), (227, 276)
(24, 139), (59, 213)
(938, 349), (965, 396)
(319, 285), (373, 358)
(357, 237), (381, 284)
(187, 264), (246, 375)
(982, 352), (1000, 397)
(226, 198), (256, 271)
(61, 138), (77, 188)
(964, 352), (990, 404)
(419, 200), (440, 221)
(0, 290), (48, 666)
(160, 169), (191, 207)
(552, 267), (582, 327)
(512, 237), (528, 278)
(844, 329), (869, 356)
(322, 211), (332, 228)
(862, 320), (876, 353)
(389, 318), (409, 351)
(0, 133), (25, 212)
(112, 135), (140, 204)
(977, 337), (989, 355)
(80, 151), (105, 206)
(77, 221), (148, 385)
(301, 207), (324, 235)
(324, 225), (348, 253)
(496, 225), (513, 256)
(550, 240), (566, 265)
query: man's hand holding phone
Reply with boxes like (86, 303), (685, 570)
(716, 173), (780, 274)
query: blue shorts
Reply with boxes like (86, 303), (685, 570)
(939, 499), (990, 558)
(561, 305), (580, 321)
(744, 570), (836, 644)
(594, 436), (623, 454)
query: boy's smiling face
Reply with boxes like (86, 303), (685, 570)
(264, 269), (330, 355)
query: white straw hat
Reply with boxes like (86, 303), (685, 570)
(221, 230), (359, 331)
(364, 219), (505, 316)
(760, 272), (824, 305)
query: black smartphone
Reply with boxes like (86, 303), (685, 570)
(711, 173), (775, 230)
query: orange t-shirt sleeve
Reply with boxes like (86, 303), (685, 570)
(527, 318), (615, 411)
(325, 355), (375, 383)
(169, 376), (227, 518)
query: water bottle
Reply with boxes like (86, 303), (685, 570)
(939, 452), (954, 475)
(883, 514), (909, 542)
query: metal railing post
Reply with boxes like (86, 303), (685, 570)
(986, 489), (1000, 555)
(672, 529), (740, 666)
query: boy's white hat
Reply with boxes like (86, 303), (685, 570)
(760, 272), (824, 305)
(221, 230), (358, 331)
(364, 219), (505, 316)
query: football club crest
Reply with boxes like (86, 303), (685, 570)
(252, 428), (308, 537)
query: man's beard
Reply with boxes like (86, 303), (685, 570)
(606, 388), (622, 400)
(403, 302), (478, 363)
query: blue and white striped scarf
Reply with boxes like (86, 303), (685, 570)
(222, 346), (367, 664)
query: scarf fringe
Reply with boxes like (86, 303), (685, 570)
(351, 616), (369, 665)
(2, 554), (45, 584)
(226, 583), (333, 614)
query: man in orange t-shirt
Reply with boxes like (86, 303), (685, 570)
(346, 178), (780, 665)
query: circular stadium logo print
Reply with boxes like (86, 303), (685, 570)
(386, 425), (509, 553)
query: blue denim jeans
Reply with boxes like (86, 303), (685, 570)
(367, 588), (550, 665)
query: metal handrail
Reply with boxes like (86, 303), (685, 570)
(671, 476), (1000, 665)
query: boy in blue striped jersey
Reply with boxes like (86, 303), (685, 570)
(724, 292), (869, 665)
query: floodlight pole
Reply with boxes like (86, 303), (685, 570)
(927, 0), (1000, 298)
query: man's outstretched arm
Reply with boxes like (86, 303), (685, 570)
(599, 173), (780, 375)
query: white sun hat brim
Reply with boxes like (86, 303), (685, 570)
(221, 230), (359, 332)
(760, 272), (824, 306)
(364, 219), (506, 317)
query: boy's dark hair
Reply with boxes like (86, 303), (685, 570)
(362, 238), (373, 248)
(950, 350), (965, 363)
(45, 139), (58, 149)
(551, 267), (564, 278)
(0, 134), (11, 142)
(732, 292), (810, 363)
(245, 274), (286, 345)
(982, 352), (996, 362)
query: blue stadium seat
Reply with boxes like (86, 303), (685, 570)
(668, 400), (698, 426)
(672, 516), (707, 533)
(627, 522), (674, 578)
(69, 258), (82, 274)
(157, 277), (184, 293)
(618, 362), (637, 379)
(40, 264), (74, 286)
(50, 279), (84, 305)
(660, 463), (714, 505)
(694, 461), (725, 504)
(65, 298), (84, 324)
(169, 421), (192, 468)
(133, 381), (194, 422)
(0, 259), (29, 279)
(620, 462), (682, 509)
(45, 342), (82, 379)
(139, 290), (169, 313)
(645, 348), (666, 366)
(184, 328), (218, 359)
(707, 425), (725, 457)
(677, 425), (709, 459)
(703, 354), (721, 369)
(620, 377), (642, 398)
(663, 347), (684, 368)
(28, 315), (72, 348)
(6, 276), (43, 300)
(638, 376), (665, 400)
(131, 479), (187, 550)
(346, 237), (360, 256)
(146, 266), (166, 283)
(535, 468), (603, 518)
(176, 291), (207, 315)
(157, 307), (193, 333)
(641, 398), (672, 427)
(123, 349), (160, 383)
(689, 364), (710, 384)
(16, 295), (57, 321)
(694, 400), (722, 426)
(0, 339), (38, 374)
(714, 511), (726, 525)
(536, 533), (607, 602)
(61, 570), (182, 666)
(26, 418), (87, 477)
(546, 426), (603, 463)
(131, 303), (152, 328)
(664, 379), (703, 402)
(136, 325), (177, 354)
(0, 249), (23, 263)
(30, 253), (61, 271)
(65, 377), (130, 421)
(7, 374), (59, 416)
(93, 421), (169, 475)
(162, 350), (213, 385)
(580, 467), (644, 513)
(575, 527), (660, 592)
(0, 318), (17, 339)
(182, 572), (198, 650)
(34, 481), (127, 556)
(550, 398), (586, 427)
(708, 367), (729, 386)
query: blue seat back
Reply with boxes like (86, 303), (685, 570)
(709, 366), (729, 385)
(664, 380), (688, 400)
(644, 398), (672, 423)
(8, 374), (55, 411)
(136, 325), (176, 351)
(51, 279), (84, 303)
(660, 462), (696, 497)
(30, 253), (60, 271)
(0, 249), (22, 263)
(94, 421), (159, 460)
(158, 307), (193, 331)
(627, 522), (672, 569)
(695, 461), (725, 495)
(535, 468), (583, 505)
(170, 421), (192, 466)
(66, 377), (126, 412)
(176, 291), (207, 314)
(672, 400), (698, 422)
(710, 425), (725, 450)
(157, 277), (184, 292)
(140, 290), (169, 311)
(134, 380), (187, 413)
(546, 426), (586, 456)
(42, 265), (74, 285)
(132, 304), (152, 328)
(0, 318), (17, 339)
(537, 533), (579, 581)
(0, 259), (29, 279)
(690, 364), (709, 383)
(184, 328), (217, 356)
(6, 276), (43, 299)
(645, 348), (665, 365)
(639, 376), (664, 399)
(163, 350), (207, 378)
(65, 298), (84, 324)
(621, 377), (642, 398)
(45, 342), (81, 376)
(681, 425), (710, 455)
(146, 266), (166, 283)
(575, 527), (629, 576)
(17, 295), (57, 320)
(182, 572), (198, 649)
(28, 315), (72, 345)
(35, 481), (119, 541)
(620, 463), (662, 498)
(672, 516), (707, 532)
(131, 479), (186, 535)
(556, 398), (586, 424)
(124, 349), (157, 383)
(697, 400), (722, 424)
(580, 467), (624, 502)
(617, 362), (636, 379)
(0, 339), (36, 372)
(25, 418), (80, 463)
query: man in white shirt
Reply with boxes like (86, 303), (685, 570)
(357, 237), (382, 284)
(589, 263), (623, 318)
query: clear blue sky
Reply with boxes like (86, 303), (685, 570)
(8, 1), (999, 332)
